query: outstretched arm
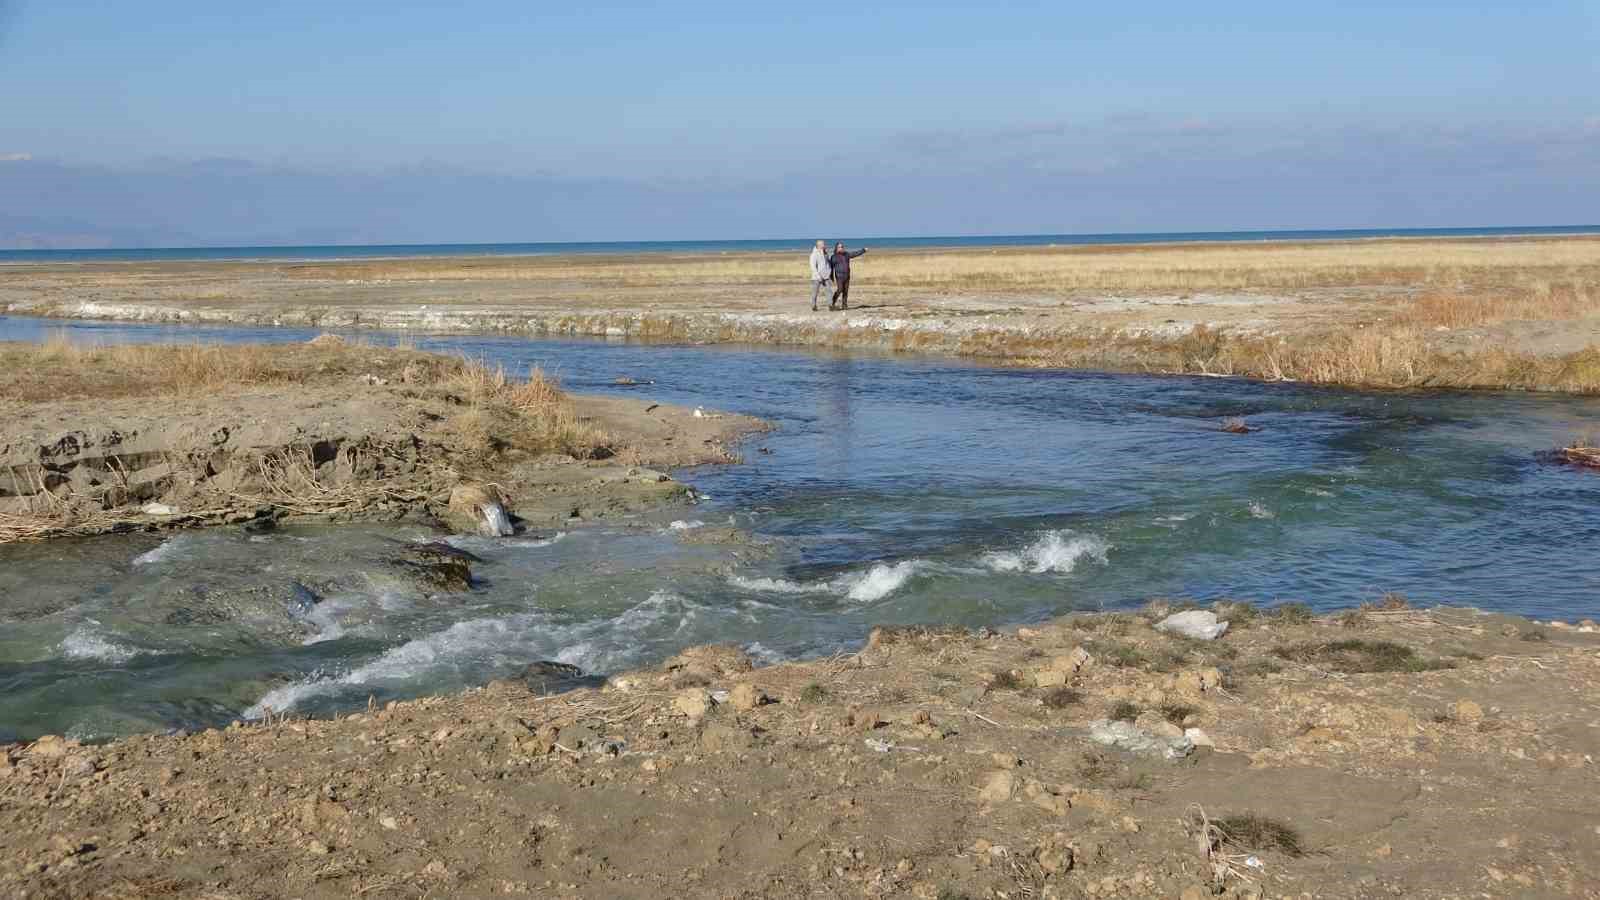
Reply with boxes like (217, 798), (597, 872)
(849, 248), (867, 259)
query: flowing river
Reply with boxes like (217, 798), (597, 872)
(2, 315), (1598, 741)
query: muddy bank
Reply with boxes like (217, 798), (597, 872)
(0, 339), (763, 542)
(3, 603), (1597, 898)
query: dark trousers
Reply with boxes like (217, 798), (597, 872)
(831, 276), (851, 308)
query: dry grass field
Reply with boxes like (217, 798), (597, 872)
(289, 236), (1600, 296)
(5, 235), (1599, 392)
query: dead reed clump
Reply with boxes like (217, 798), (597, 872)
(441, 358), (613, 459)
(1394, 280), (1600, 330)
(1041, 687), (1083, 709)
(1213, 813), (1306, 857)
(1557, 442), (1600, 469)
(1271, 639), (1453, 674)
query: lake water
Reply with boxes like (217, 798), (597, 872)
(2, 315), (1598, 742)
(2, 225), (1595, 264)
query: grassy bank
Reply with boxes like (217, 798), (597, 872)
(0, 336), (616, 542)
(7, 236), (1599, 394)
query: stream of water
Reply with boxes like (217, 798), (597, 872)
(2, 315), (1597, 741)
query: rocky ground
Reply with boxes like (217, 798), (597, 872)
(4, 602), (1598, 899)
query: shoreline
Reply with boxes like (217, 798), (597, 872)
(4, 234), (1599, 394)
(5, 225), (1598, 265)
(3, 603), (1597, 897)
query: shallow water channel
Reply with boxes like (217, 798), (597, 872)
(2, 315), (1598, 741)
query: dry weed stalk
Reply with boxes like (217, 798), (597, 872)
(1184, 805), (1257, 891)
(232, 444), (445, 515)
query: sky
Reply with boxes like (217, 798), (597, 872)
(2, 1), (1597, 246)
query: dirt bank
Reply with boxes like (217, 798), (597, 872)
(3, 602), (1597, 898)
(0, 338), (762, 543)
(4, 235), (1600, 392)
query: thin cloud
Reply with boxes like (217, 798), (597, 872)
(0, 153), (31, 162)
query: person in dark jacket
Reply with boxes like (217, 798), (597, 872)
(828, 242), (867, 310)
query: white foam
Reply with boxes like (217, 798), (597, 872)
(244, 590), (695, 719)
(59, 625), (144, 664)
(1248, 501), (1276, 520)
(669, 519), (705, 531)
(132, 535), (187, 566)
(443, 531), (568, 552)
(838, 561), (923, 602)
(728, 560), (925, 603)
(981, 530), (1110, 575)
(728, 574), (832, 595)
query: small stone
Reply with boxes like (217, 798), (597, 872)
(1451, 699), (1485, 724)
(1016, 627), (1042, 640)
(61, 754), (99, 778)
(1135, 712), (1185, 739)
(1050, 646), (1094, 673)
(991, 753), (1022, 768)
(1033, 667), (1069, 688)
(978, 770), (1016, 804)
(556, 723), (600, 751)
(306, 840), (330, 856)
(728, 683), (768, 711)
(431, 727), (452, 743)
(380, 816), (399, 831)
(674, 689), (713, 719)
(849, 707), (885, 732)
(1155, 610), (1229, 641)
(28, 735), (72, 759)
(1183, 727), (1215, 748)
(1036, 845), (1074, 876)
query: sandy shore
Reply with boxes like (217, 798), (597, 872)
(3, 603), (1597, 898)
(4, 235), (1599, 391)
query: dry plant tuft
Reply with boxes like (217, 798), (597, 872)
(1557, 439), (1600, 469)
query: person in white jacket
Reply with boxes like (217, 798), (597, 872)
(808, 240), (832, 311)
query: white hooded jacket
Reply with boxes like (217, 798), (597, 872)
(808, 247), (832, 283)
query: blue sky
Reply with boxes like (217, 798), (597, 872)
(2, 1), (1597, 245)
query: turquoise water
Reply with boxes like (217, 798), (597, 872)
(1, 316), (1598, 741)
(1, 225), (1595, 264)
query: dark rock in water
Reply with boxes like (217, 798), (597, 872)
(242, 516), (278, 535)
(520, 660), (584, 683)
(520, 660), (599, 695)
(387, 541), (480, 592)
(287, 582), (321, 616)
(408, 541), (484, 564)
(164, 605), (229, 627)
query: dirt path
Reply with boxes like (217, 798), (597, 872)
(3, 604), (1597, 898)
